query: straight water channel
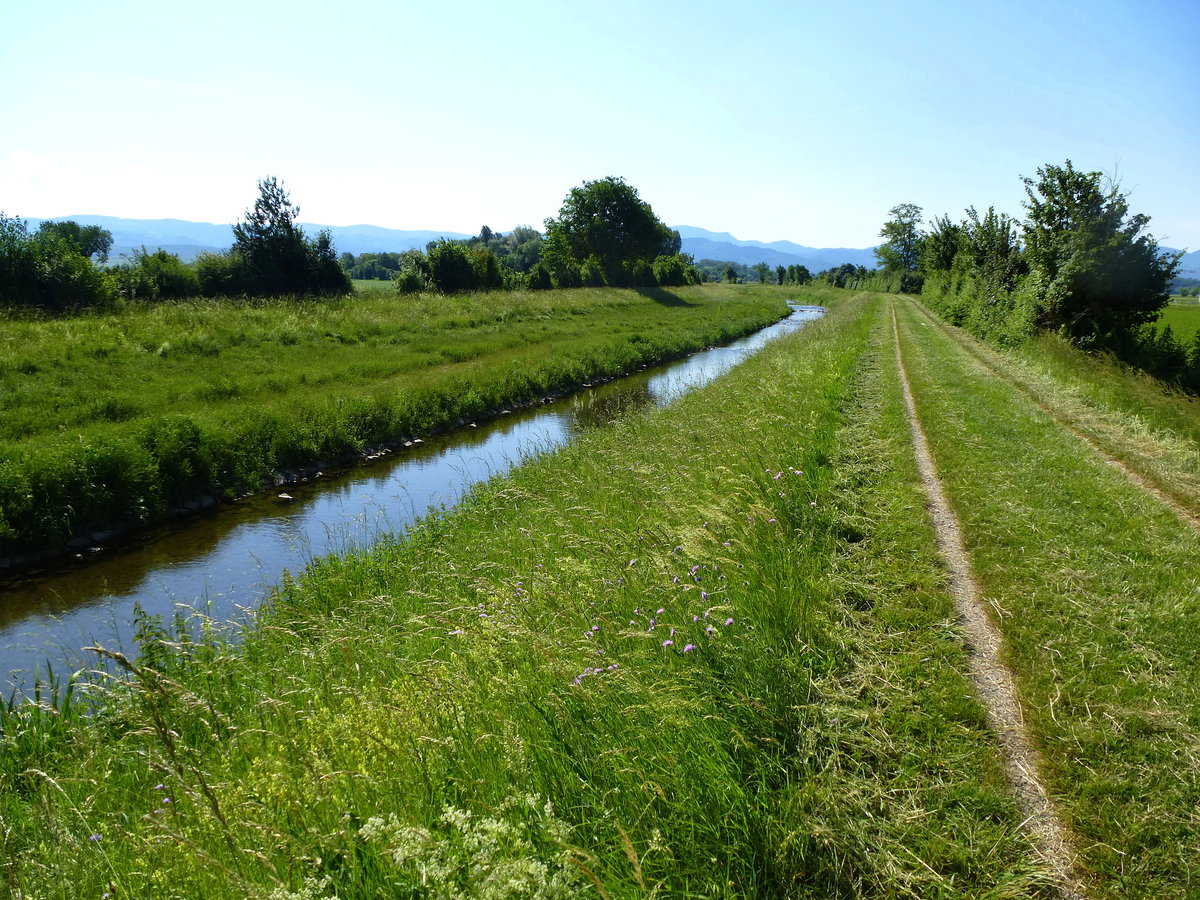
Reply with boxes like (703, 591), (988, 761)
(1, 305), (824, 695)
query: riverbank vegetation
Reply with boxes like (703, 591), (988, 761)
(1, 290), (1051, 897)
(0, 284), (787, 566)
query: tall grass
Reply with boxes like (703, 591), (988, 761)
(1, 289), (1043, 897)
(0, 285), (786, 563)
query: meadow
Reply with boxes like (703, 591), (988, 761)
(895, 299), (1200, 897)
(4, 285), (1199, 897)
(0, 284), (786, 565)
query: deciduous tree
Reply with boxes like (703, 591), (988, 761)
(1022, 160), (1180, 345)
(542, 177), (680, 285)
(875, 203), (925, 292)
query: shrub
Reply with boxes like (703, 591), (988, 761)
(112, 248), (201, 301)
(426, 239), (478, 294)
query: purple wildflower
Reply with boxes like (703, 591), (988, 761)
(662, 640), (674, 648)
(89, 834), (102, 842)
(591, 624), (600, 632)
(682, 644), (695, 653)
(725, 617), (735, 626)
(701, 591), (708, 601)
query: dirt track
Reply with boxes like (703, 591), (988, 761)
(891, 305), (1087, 900)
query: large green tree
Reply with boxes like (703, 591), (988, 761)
(1022, 160), (1180, 345)
(875, 203), (924, 271)
(36, 220), (113, 262)
(542, 177), (680, 285)
(0, 214), (114, 311)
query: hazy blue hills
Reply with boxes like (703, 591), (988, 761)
(1176, 249), (1200, 276)
(18, 215), (876, 270)
(673, 225), (877, 271)
(20, 215), (474, 262)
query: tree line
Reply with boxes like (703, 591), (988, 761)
(381, 177), (707, 294)
(868, 160), (1194, 390)
(1, 177), (351, 312)
(688, 259), (814, 286)
(2, 176), (732, 312)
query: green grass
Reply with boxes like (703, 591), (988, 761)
(0, 284), (787, 561)
(1, 289), (1045, 897)
(1159, 299), (1200, 344)
(894, 298), (1200, 898)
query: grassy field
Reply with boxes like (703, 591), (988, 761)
(0, 290), (1050, 897)
(1159, 299), (1200, 343)
(0, 284), (786, 563)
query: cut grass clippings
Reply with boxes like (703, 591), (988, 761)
(1, 289), (1046, 898)
(907, 302), (1200, 520)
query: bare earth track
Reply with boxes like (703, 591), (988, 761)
(891, 305), (1088, 900)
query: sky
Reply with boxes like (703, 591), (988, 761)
(2, 0), (1197, 250)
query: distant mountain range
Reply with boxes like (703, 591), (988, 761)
(17, 214), (1198, 277)
(20, 215), (476, 261)
(673, 225), (877, 272)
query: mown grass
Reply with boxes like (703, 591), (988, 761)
(0, 284), (786, 562)
(905, 300), (1200, 519)
(893, 298), (1200, 898)
(1, 289), (1046, 898)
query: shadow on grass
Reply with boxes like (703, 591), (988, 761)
(635, 287), (698, 307)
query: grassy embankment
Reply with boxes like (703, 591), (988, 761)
(895, 299), (1200, 898)
(1, 290), (1048, 897)
(0, 284), (786, 565)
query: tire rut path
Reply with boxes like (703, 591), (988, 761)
(891, 305), (1087, 900)
(909, 302), (1200, 532)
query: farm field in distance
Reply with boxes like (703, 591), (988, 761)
(1160, 297), (1200, 343)
(4, 285), (1199, 897)
(0, 283), (787, 566)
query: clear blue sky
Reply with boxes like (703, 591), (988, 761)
(3, 0), (1197, 249)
